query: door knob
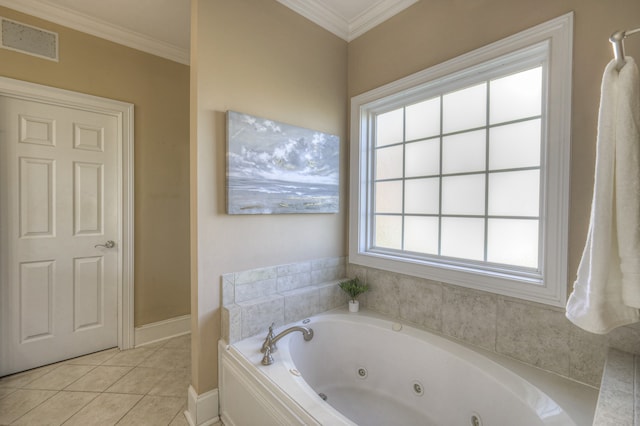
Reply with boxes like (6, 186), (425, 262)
(95, 240), (115, 249)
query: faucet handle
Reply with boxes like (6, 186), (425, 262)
(260, 323), (278, 354)
(261, 344), (274, 365)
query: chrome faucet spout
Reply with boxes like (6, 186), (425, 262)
(260, 325), (314, 365)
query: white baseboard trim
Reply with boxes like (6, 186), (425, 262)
(134, 314), (191, 347)
(185, 385), (220, 426)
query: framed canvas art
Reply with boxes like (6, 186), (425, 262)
(226, 111), (339, 214)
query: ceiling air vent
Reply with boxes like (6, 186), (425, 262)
(1, 17), (58, 61)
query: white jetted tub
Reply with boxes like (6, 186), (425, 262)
(219, 309), (596, 426)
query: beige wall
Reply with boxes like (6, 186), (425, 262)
(0, 6), (191, 326)
(348, 0), (640, 296)
(191, 0), (348, 392)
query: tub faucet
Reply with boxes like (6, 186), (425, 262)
(260, 323), (314, 366)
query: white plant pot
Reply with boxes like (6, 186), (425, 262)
(348, 300), (359, 313)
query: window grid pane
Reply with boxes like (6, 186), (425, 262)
(373, 66), (543, 269)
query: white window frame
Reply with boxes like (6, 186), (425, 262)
(349, 13), (573, 307)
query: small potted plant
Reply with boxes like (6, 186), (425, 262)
(338, 277), (369, 313)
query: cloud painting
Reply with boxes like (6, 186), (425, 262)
(226, 111), (339, 214)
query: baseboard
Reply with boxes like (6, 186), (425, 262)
(134, 314), (191, 347)
(185, 385), (220, 426)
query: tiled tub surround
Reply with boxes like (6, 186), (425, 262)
(592, 349), (639, 426)
(348, 264), (640, 389)
(221, 258), (640, 389)
(221, 257), (348, 343)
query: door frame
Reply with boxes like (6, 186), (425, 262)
(0, 76), (135, 351)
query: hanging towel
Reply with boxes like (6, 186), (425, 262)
(566, 57), (640, 334)
(617, 57), (640, 308)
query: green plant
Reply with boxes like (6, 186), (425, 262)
(338, 277), (369, 302)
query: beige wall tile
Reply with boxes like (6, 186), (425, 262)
(399, 276), (443, 332)
(496, 298), (570, 376)
(283, 287), (320, 323)
(238, 295), (285, 339)
(569, 325), (608, 387)
(366, 269), (401, 317)
(442, 285), (497, 351)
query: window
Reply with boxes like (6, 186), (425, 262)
(349, 13), (573, 306)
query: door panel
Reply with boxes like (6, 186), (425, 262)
(1, 95), (119, 375)
(20, 260), (54, 342)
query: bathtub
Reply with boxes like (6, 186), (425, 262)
(219, 309), (597, 426)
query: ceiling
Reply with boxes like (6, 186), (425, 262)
(0, 0), (417, 65)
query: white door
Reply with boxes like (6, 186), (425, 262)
(0, 91), (124, 376)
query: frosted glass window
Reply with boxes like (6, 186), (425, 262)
(442, 174), (485, 215)
(405, 216), (439, 254)
(375, 181), (403, 214)
(377, 109), (404, 147)
(442, 130), (486, 174)
(441, 217), (484, 261)
(488, 170), (540, 217)
(405, 139), (440, 177)
(443, 83), (486, 133)
(376, 145), (403, 180)
(490, 67), (542, 124)
(487, 219), (539, 268)
(489, 119), (541, 170)
(405, 178), (439, 214)
(375, 215), (402, 249)
(353, 15), (573, 307)
(406, 97), (440, 141)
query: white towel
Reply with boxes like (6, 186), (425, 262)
(617, 57), (640, 308)
(566, 57), (640, 334)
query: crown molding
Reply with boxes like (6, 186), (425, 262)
(277, 0), (418, 42)
(0, 0), (189, 65)
(349, 0), (418, 41)
(276, 0), (349, 40)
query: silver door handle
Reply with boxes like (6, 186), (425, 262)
(95, 240), (115, 249)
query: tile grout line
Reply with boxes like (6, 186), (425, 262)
(3, 335), (190, 426)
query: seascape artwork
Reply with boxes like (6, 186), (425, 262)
(226, 111), (340, 214)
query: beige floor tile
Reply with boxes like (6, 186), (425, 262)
(139, 348), (190, 371)
(102, 347), (156, 367)
(106, 367), (166, 394)
(168, 406), (189, 426)
(24, 365), (95, 391)
(63, 393), (142, 426)
(148, 368), (190, 397)
(135, 340), (166, 350)
(0, 389), (56, 424)
(11, 390), (99, 426)
(65, 366), (132, 392)
(64, 348), (119, 366)
(116, 395), (184, 426)
(0, 387), (17, 399)
(0, 365), (58, 389)
(162, 334), (190, 350)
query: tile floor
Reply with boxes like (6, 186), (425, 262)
(0, 335), (192, 425)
